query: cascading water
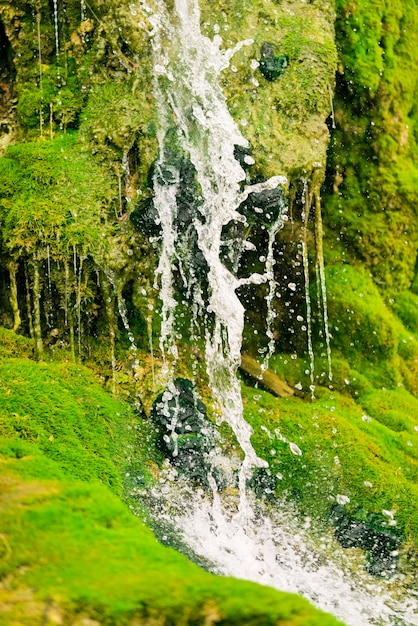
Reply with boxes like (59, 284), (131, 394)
(142, 0), (287, 507)
(139, 474), (416, 626)
(133, 2), (416, 625)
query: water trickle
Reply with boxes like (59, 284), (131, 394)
(76, 256), (83, 358)
(44, 244), (53, 330)
(106, 269), (139, 360)
(315, 194), (333, 382)
(36, 11), (44, 136)
(302, 182), (315, 398)
(52, 0), (61, 83)
(260, 216), (283, 374)
(143, 0), (286, 496)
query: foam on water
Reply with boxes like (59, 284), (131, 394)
(141, 473), (417, 626)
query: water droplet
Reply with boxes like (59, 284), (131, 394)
(336, 494), (350, 505)
(289, 442), (302, 456)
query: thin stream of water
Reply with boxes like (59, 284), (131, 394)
(52, 0), (60, 82)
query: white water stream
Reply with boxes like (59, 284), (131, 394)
(141, 473), (417, 626)
(142, 0), (286, 506)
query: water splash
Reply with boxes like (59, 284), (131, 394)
(143, 0), (286, 495)
(140, 474), (417, 626)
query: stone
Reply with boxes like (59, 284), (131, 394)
(238, 185), (286, 227)
(259, 43), (289, 82)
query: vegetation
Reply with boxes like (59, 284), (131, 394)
(0, 330), (342, 625)
(0, 0), (417, 622)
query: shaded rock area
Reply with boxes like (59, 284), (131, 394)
(258, 43), (289, 82)
(331, 505), (402, 578)
(151, 378), (220, 485)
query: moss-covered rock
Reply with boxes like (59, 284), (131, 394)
(244, 382), (418, 565)
(200, 0), (337, 181)
(323, 0), (418, 294)
(0, 331), (343, 626)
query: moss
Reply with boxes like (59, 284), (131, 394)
(322, 264), (399, 363)
(392, 290), (418, 336)
(0, 327), (34, 359)
(0, 133), (117, 260)
(359, 388), (418, 435)
(0, 350), (343, 625)
(323, 0), (418, 293)
(0, 357), (141, 491)
(199, 0), (337, 180)
(243, 383), (418, 547)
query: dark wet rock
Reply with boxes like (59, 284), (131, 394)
(151, 378), (219, 484)
(248, 467), (277, 500)
(259, 43), (289, 82)
(130, 197), (161, 237)
(330, 505), (401, 577)
(238, 185), (286, 227)
(131, 154), (202, 235)
(220, 219), (247, 271)
(233, 144), (255, 170)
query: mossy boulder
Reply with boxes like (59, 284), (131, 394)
(199, 0), (337, 181)
(0, 331), (343, 626)
(323, 264), (400, 363)
(243, 382), (418, 569)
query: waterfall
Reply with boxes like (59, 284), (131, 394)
(125, 3), (418, 625)
(143, 0), (287, 501)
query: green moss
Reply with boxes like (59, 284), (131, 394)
(324, 0), (418, 293)
(392, 291), (418, 335)
(323, 264), (399, 363)
(0, 357), (141, 491)
(244, 384), (418, 546)
(0, 133), (117, 260)
(0, 354), (343, 625)
(199, 0), (337, 180)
